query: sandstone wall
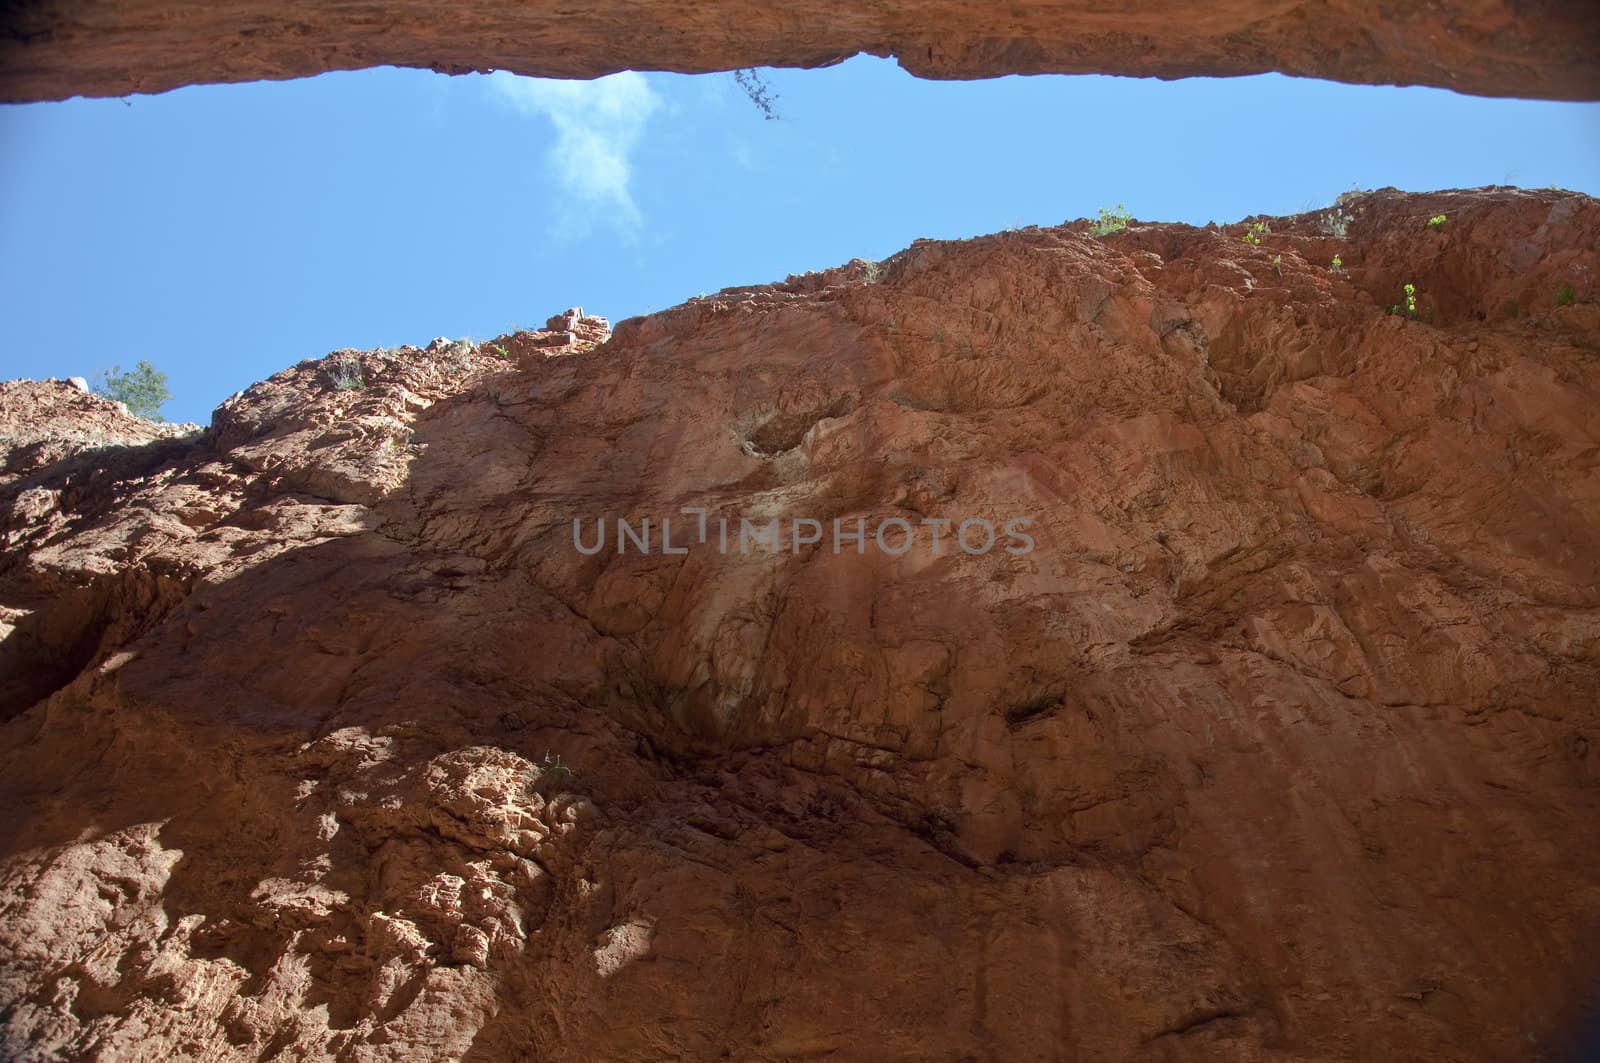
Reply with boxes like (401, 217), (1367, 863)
(2, 189), (1597, 1059)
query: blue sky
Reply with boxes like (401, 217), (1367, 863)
(2, 57), (1597, 424)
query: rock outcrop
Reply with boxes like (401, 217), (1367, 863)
(3, 0), (1599, 103)
(2, 189), (1599, 1060)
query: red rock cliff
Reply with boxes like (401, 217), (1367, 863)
(2, 189), (1598, 1060)
(3, 0), (1599, 102)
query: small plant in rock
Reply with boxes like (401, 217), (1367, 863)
(489, 343), (510, 358)
(1329, 254), (1344, 274)
(325, 355), (365, 391)
(1556, 282), (1577, 306)
(1388, 282), (1418, 317)
(863, 260), (882, 282)
(1318, 207), (1354, 238)
(1272, 254), (1284, 276)
(1427, 214), (1447, 229)
(542, 752), (575, 783)
(1241, 221), (1270, 247)
(733, 68), (780, 120)
(1089, 204), (1131, 237)
(92, 360), (173, 420)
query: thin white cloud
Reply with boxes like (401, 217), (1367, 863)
(487, 70), (661, 233)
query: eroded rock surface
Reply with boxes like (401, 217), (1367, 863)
(2, 191), (1598, 1060)
(3, 0), (1599, 102)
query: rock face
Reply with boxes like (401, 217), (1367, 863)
(3, 0), (1599, 102)
(2, 189), (1599, 1060)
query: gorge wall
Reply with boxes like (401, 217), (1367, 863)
(3, 0), (1600, 103)
(2, 188), (1598, 1060)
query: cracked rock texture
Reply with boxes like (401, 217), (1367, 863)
(2, 190), (1599, 1060)
(3, 0), (1600, 102)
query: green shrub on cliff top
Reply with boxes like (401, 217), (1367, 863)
(1089, 204), (1130, 237)
(92, 360), (172, 421)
